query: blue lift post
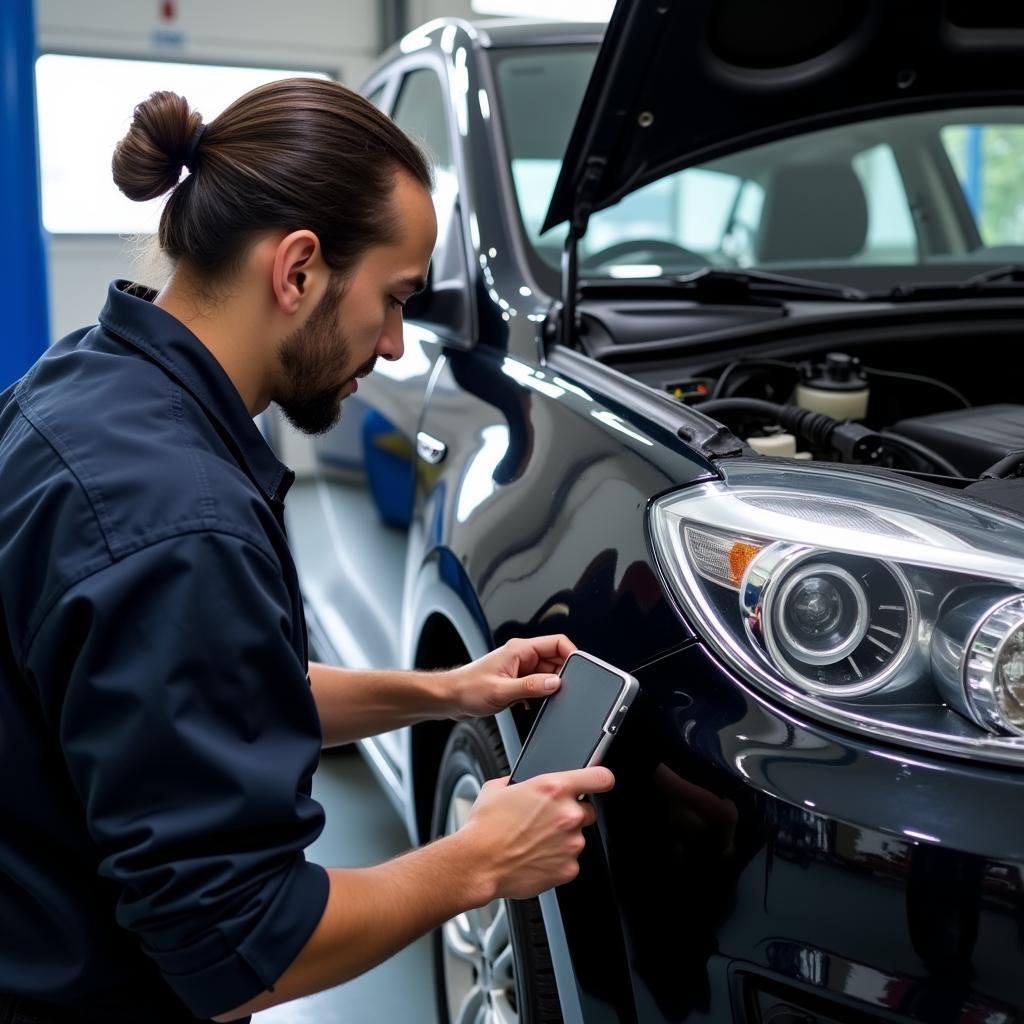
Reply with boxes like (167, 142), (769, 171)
(964, 123), (984, 221)
(0, 0), (50, 387)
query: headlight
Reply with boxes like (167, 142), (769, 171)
(650, 460), (1024, 764)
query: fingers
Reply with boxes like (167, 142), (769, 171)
(569, 765), (614, 794)
(578, 802), (598, 829)
(560, 765), (616, 794)
(518, 672), (561, 698)
(507, 634), (576, 672)
(479, 775), (509, 796)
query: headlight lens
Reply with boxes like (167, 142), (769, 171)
(746, 549), (912, 695)
(650, 460), (1024, 764)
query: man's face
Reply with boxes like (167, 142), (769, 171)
(275, 172), (437, 435)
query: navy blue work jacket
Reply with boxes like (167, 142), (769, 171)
(0, 282), (329, 1022)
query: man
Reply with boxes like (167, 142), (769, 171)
(0, 78), (613, 1023)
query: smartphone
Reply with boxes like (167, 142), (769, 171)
(509, 651), (639, 784)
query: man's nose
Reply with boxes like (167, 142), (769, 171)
(377, 320), (405, 362)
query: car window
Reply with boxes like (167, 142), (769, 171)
(392, 68), (460, 280)
(851, 144), (918, 263)
(492, 45), (1024, 288)
(364, 83), (388, 110)
(942, 124), (1024, 247)
(393, 69), (453, 170)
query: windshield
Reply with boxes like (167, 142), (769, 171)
(491, 45), (1024, 289)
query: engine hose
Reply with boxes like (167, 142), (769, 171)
(697, 398), (960, 474)
(696, 398), (838, 450)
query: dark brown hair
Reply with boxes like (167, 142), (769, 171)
(112, 78), (432, 283)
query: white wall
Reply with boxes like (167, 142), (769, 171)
(36, 0), (379, 80)
(408, 0), (475, 27)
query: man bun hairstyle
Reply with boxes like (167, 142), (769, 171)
(111, 78), (432, 284)
(112, 91), (203, 201)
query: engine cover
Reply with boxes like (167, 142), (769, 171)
(890, 404), (1024, 478)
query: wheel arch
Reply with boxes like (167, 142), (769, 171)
(411, 612), (469, 845)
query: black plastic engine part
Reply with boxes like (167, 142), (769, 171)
(966, 477), (1024, 516)
(981, 448), (1024, 480)
(698, 398), (960, 474)
(801, 351), (868, 392)
(891, 405), (1024, 478)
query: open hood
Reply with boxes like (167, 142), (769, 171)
(542, 0), (1024, 233)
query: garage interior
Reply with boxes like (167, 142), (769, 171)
(7, 1), (1024, 1022)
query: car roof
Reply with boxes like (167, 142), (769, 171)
(376, 17), (604, 66)
(469, 18), (605, 48)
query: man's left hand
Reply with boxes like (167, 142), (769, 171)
(445, 635), (576, 720)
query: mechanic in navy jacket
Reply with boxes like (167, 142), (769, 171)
(0, 79), (613, 1023)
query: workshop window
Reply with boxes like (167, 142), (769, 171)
(35, 55), (331, 235)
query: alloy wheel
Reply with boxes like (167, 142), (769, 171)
(440, 772), (520, 1024)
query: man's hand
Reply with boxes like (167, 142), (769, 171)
(458, 766), (616, 901)
(444, 635), (576, 720)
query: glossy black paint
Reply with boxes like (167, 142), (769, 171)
(593, 641), (1024, 1022)
(298, 20), (1024, 1024)
(414, 344), (710, 671)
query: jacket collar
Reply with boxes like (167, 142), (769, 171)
(98, 280), (295, 505)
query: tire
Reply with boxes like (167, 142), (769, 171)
(431, 718), (563, 1024)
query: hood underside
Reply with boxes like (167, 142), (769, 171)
(543, 0), (1024, 232)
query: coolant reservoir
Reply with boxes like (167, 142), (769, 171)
(796, 352), (869, 419)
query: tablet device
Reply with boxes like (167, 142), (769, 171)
(509, 651), (638, 783)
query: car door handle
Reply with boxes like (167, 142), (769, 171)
(416, 431), (448, 464)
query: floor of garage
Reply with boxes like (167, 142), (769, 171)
(253, 746), (434, 1023)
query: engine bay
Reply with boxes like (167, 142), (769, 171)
(598, 322), (1024, 486)
(674, 349), (1024, 481)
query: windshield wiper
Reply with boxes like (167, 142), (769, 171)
(675, 267), (868, 301)
(885, 264), (1024, 301)
(579, 267), (867, 304)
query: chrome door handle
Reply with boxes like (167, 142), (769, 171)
(416, 431), (448, 464)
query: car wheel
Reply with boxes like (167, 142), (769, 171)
(431, 718), (562, 1024)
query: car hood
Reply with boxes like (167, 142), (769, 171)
(542, 0), (1024, 232)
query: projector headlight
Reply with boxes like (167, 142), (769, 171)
(650, 460), (1024, 764)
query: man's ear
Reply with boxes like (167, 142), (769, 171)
(271, 230), (323, 314)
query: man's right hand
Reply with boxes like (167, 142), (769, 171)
(212, 764), (615, 1021)
(458, 766), (616, 902)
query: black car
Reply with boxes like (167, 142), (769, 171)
(272, 3), (1024, 1021)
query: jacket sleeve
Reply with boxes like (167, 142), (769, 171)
(26, 529), (329, 1019)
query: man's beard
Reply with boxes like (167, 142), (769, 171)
(275, 278), (373, 436)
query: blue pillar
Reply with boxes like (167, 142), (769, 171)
(964, 124), (983, 220)
(0, 0), (50, 387)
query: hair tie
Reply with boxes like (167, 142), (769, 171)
(183, 123), (207, 172)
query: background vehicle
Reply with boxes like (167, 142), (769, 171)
(274, 4), (1024, 1021)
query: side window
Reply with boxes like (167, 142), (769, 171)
(392, 68), (460, 284)
(364, 83), (388, 110)
(392, 69), (453, 170)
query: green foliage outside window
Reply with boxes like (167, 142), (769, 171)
(942, 125), (1024, 246)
